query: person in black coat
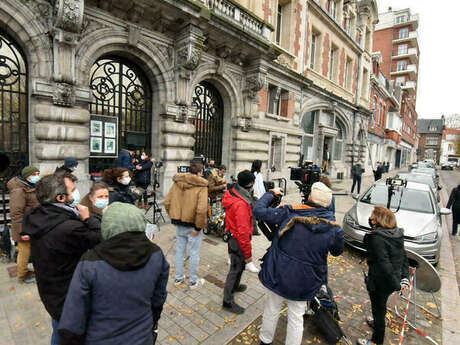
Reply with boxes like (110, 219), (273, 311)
(103, 167), (141, 205)
(357, 206), (410, 345)
(134, 151), (153, 209)
(447, 184), (460, 235)
(373, 162), (384, 181)
(22, 172), (102, 345)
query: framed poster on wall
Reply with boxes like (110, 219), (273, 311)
(89, 114), (118, 158)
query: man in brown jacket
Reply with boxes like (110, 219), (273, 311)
(207, 164), (227, 199)
(165, 160), (208, 289)
(7, 166), (41, 283)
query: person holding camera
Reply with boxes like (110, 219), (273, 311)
(222, 170), (258, 314)
(358, 206), (409, 345)
(164, 160), (208, 289)
(253, 182), (344, 345)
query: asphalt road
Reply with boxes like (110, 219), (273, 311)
(438, 169), (460, 294)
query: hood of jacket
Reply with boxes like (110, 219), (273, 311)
(23, 204), (78, 239)
(279, 214), (340, 237)
(7, 176), (35, 191)
(370, 226), (404, 239)
(172, 173), (208, 190)
(222, 185), (256, 210)
(92, 231), (158, 271)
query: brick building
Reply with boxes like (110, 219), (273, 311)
(0, 0), (378, 196)
(441, 127), (460, 164)
(368, 51), (402, 170)
(373, 7), (420, 167)
(417, 118), (445, 164)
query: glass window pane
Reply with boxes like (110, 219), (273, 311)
(334, 140), (342, 160)
(302, 111), (316, 134)
(302, 136), (313, 161)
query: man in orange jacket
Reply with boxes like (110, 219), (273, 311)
(222, 170), (256, 314)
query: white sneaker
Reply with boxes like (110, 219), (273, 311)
(189, 278), (205, 290)
(227, 258), (231, 265)
(245, 262), (260, 273)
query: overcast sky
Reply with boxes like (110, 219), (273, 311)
(376, 0), (459, 119)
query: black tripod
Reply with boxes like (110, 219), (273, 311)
(145, 168), (165, 224)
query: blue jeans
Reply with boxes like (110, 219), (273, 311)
(51, 319), (59, 345)
(175, 225), (202, 284)
(453, 218), (458, 235)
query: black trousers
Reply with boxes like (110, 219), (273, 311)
(223, 237), (245, 304)
(351, 175), (362, 194)
(369, 289), (392, 345)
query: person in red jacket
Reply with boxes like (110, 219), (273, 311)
(222, 170), (256, 314)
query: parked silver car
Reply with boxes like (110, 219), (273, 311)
(395, 172), (441, 202)
(343, 180), (451, 264)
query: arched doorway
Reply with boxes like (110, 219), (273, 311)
(192, 81), (224, 164)
(89, 56), (152, 173)
(0, 31), (28, 175)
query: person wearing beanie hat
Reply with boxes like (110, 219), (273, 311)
(58, 202), (169, 345)
(222, 170), (258, 315)
(7, 166), (41, 284)
(253, 183), (344, 345)
(55, 157), (78, 174)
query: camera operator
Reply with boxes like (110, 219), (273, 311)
(254, 182), (344, 345)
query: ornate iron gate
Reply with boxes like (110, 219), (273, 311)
(89, 57), (152, 173)
(0, 31), (28, 175)
(192, 81), (224, 164)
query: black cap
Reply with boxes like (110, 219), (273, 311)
(237, 170), (255, 188)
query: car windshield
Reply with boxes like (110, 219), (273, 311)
(396, 174), (435, 188)
(360, 185), (434, 214)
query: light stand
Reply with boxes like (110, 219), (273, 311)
(145, 166), (165, 224)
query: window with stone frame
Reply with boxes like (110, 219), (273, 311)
(268, 84), (281, 115)
(398, 44), (408, 55)
(270, 135), (285, 171)
(279, 89), (290, 117)
(277, 0), (293, 51)
(396, 76), (405, 87)
(344, 57), (352, 90)
(361, 68), (369, 99)
(329, 44), (338, 81)
(396, 15), (407, 24)
(426, 136), (439, 146)
(301, 111), (316, 161)
(334, 122), (345, 161)
(310, 31), (319, 70)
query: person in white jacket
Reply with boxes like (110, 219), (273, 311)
(251, 160), (266, 199)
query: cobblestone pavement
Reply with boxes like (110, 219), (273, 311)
(0, 169), (455, 345)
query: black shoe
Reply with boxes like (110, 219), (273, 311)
(260, 342), (272, 345)
(223, 301), (245, 314)
(253, 231), (261, 236)
(232, 284), (247, 293)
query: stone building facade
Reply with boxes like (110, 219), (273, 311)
(0, 0), (377, 195)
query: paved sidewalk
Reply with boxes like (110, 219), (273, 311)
(0, 168), (450, 345)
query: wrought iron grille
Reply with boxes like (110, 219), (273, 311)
(0, 31), (28, 174)
(89, 57), (152, 173)
(192, 81), (224, 164)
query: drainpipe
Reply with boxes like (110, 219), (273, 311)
(300, 0), (309, 163)
(352, 52), (363, 169)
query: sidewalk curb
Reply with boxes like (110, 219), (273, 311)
(439, 179), (460, 344)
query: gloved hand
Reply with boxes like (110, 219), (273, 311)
(245, 261), (260, 273)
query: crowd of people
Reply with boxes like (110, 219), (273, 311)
(6, 150), (414, 345)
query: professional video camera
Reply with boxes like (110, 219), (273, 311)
(385, 177), (407, 211)
(290, 156), (321, 203)
(177, 155), (206, 173)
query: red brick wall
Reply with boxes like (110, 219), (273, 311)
(322, 33), (330, 77)
(287, 93), (294, 118)
(385, 130), (401, 144)
(258, 88), (268, 112)
(294, 2), (302, 58)
(338, 48), (345, 87)
(373, 28), (394, 78)
(262, 0), (272, 22)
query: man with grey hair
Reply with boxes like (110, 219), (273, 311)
(22, 172), (101, 345)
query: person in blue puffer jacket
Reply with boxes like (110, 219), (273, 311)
(253, 182), (344, 345)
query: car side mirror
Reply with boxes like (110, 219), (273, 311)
(440, 208), (452, 215)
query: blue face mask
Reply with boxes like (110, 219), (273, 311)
(94, 198), (109, 210)
(28, 175), (40, 184)
(68, 189), (81, 208)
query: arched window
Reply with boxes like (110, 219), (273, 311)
(192, 81), (224, 164)
(0, 31), (28, 174)
(89, 57), (152, 173)
(334, 120), (345, 160)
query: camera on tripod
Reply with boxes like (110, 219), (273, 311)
(290, 161), (321, 203)
(177, 155), (207, 173)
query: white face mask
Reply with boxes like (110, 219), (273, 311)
(121, 177), (131, 185)
(141, 155), (146, 160)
